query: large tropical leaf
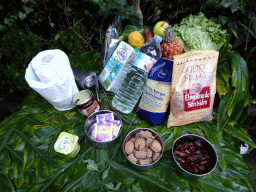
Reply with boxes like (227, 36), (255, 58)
(217, 50), (251, 130)
(0, 50), (255, 192)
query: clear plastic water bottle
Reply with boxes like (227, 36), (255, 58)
(112, 35), (162, 113)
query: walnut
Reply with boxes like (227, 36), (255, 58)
(136, 130), (153, 138)
(145, 137), (154, 147)
(150, 140), (162, 153)
(152, 152), (161, 162)
(134, 150), (147, 159)
(128, 137), (136, 143)
(128, 154), (137, 164)
(138, 158), (153, 166)
(135, 138), (146, 150)
(147, 148), (153, 158)
(142, 146), (148, 152)
(125, 141), (134, 155)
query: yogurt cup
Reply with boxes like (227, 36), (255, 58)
(54, 132), (80, 157)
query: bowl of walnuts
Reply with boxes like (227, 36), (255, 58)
(123, 128), (164, 171)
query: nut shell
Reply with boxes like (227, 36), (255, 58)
(134, 150), (147, 159)
(125, 141), (134, 155)
(150, 140), (162, 153)
(128, 154), (137, 164)
(153, 152), (161, 162)
(147, 148), (153, 158)
(139, 158), (152, 166)
(135, 138), (146, 150)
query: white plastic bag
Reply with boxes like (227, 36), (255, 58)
(25, 49), (79, 111)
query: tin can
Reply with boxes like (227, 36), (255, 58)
(72, 90), (101, 117)
(54, 132), (80, 157)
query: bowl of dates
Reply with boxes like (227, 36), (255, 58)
(172, 134), (217, 179)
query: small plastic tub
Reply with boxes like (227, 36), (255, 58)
(84, 110), (123, 148)
(123, 128), (164, 171)
(54, 132), (80, 157)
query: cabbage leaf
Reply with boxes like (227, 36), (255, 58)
(173, 12), (227, 51)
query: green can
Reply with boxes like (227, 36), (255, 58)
(54, 132), (80, 157)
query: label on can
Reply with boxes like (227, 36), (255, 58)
(79, 95), (101, 117)
(54, 132), (80, 156)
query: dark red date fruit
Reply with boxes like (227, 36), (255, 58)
(189, 146), (196, 153)
(175, 157), (186, 164)
(195, 140), (202, 148)
(194, 167), (199, 174)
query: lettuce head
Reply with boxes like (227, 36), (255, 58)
(173, 12), (227, 52)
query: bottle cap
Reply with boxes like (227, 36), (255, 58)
(153, 35), (163, 43)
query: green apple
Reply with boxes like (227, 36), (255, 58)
(153, 21), (169, 38)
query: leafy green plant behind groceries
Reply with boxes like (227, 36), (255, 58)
(173, 12), (227, 51)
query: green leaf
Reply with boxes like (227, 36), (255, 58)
(105, 182), (115, 190)
(23, 5), (34, 14)
(218, 15), (229, 25)
(18, 12), (27, 21)
(0, 3), (3, 10)
(84, 159), (99, 171)
(217, 51), (250, 129)
(114, 182), (121, 190)
(4, 18), (12, 27)
(250, 15), (256, 34)
(0, 24), (7, 31)
(102, 165), (110, 180)
(237, 21), (256, 39)
(216, 65), (231, 97)
(223, 121), (256, 148)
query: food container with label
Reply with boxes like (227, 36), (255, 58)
(72, 90), (101, 117)
(54, 132), (80, 157)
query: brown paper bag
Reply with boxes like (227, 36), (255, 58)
(167, 50), (219, 127)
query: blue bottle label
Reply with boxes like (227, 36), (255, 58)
(133, 52), (157, 72)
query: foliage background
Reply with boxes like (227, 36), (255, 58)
(1, 0), (256, 191)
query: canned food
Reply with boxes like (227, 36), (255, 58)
(72, 90), (101, 117)
(54, 132), (80, 157)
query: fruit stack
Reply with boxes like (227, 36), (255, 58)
(127, 21), (183, 60)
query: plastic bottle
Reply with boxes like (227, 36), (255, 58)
(112, 35), (162, 113)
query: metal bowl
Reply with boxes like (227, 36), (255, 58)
(172, 134), (217, 180)
(84, 110), (123, 148)
(123, 128), (164, 171)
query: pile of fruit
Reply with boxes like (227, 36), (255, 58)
(126, 21), (183, 60)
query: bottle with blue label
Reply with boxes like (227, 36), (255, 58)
(112, 35), (162, 114)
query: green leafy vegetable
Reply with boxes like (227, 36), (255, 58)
(173, 12), (227, 51)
